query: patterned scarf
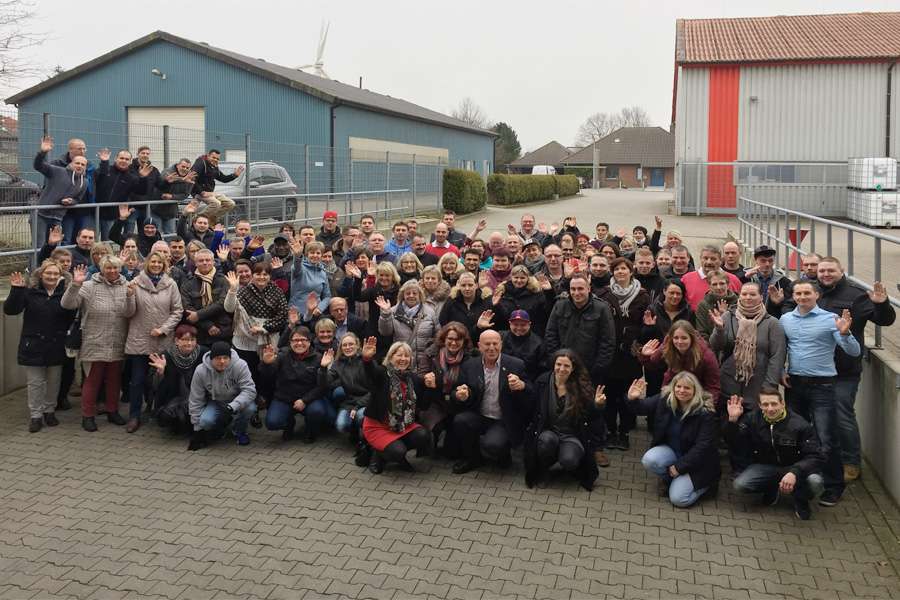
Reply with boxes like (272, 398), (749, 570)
(734, 298), (766, 383)
(438, 347), (465, 394)
(386, 366), (417, 432)
(610, 278), (642, 313)
(195, 268), (217, 307)
(395, 302), (421, 329)
(170, 345), (201, 370)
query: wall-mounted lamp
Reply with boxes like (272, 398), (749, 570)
(151, 68), (167, 80)
(749, 95), (759, 103)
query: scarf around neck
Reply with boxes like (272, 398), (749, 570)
(763, 406), (787, 425)
(438, 347), (464, 394)
(610, 278), (642, 313)
(733, 299), (766, 383)
(195, 268), (217, 306)
(386, 366), (417, 432)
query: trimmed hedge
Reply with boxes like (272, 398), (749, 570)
(443, 169), (487, 214)
(487, 174), (580, 205)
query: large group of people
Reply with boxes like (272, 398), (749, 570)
(10, 138), (896, 521)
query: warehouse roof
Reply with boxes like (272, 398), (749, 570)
(6, 31), (495, 138)
(676, 12), (900, 64)
(508, 141), (572, 167)
(563, 127), (674, 168)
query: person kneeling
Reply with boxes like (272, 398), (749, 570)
(627, 371), (720, 507)
(361, 337), (431, 474)
(524, 350), (605, 491)
(726, 391), (825, 520)
(187, 341), (257, 449)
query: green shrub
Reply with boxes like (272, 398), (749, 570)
(486, 174), (580, 205)
(443, 169), (487, 214)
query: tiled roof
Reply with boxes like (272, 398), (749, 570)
(676, 12), (900, 64)
(563, 127), (674, 168)
(508, 141), (572, 167)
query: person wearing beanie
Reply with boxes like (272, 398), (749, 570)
(109, 204), (163, 258)
(186, 341), (257, 450)
(317, 210), (342, 248)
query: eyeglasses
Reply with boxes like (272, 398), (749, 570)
(291, 338), (310, 344)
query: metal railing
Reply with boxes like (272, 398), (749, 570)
(738, 195), (900, 348)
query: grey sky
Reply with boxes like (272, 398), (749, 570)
(15, 0), (900, 152)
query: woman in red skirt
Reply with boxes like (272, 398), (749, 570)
(361, 336), (431, 474)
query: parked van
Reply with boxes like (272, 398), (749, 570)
(531, 165), (556, 175)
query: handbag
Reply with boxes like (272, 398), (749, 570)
(65, 310), (83, 351)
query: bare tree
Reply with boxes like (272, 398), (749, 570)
(574, 112), (622, 146)
(619, 105), (651, 128)
(451, 97), (490, 129)
(0, 1), (43, 90)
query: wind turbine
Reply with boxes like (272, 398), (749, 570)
(297, 21), (330, 78)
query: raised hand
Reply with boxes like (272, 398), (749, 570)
(423, 372), (436, 389)
(507, 224), (517, 235)
(234, 165), (245, 177)
(270, 256), (283, 271)
(563, 260), (575, 278)
(183, 201), (198, 215)
(869, 281), (888, 304)
(743, 266), (759, 278)
(627, 378), (647, 400)
(40, 136), (53, 153)
(491, 286), (504, 306)
(366, 262), (376, 277)
(287, 305), (300, 326)
(643, 309), (657, 327)
(361, 336), (378, 360)
(654, 215), (663, 230)
(118, 248), (131, 261)
(320, 348), (335, 368)
(306, 291), (320, 316)
(118, 204), (133, 221)
(344, 263), (361, 279)
(148, 353), (167, 375)
(288, 234), (303, 256)
(225, 270), (239, 291)
(535, 272), (552, 291)
(247, 235), (264, 250)
(97, 147), (110, 162)
(507, 373), (525, 392)
(710, 307), (725, 329)
(214, 223), (225, 233)
(374, 295), (392, 313)
(726, 395), (744, 423)
(125, 280), (138, 297)
(835, 309), (853, 336)
(537, 222), (548, 234)
(455, 384), (470, 402)
(184, 170), (198, 183)
(640, 338), (661, 357)
(768, 284), (784, 305)
(216, 246), (230, 263)
(615, 228), (626, 239)
(478, 270), (489, 289)
(476, 310), (495, 329)
(47, 225), (63, 246)
(261, 344), (277, 364)
(72, 264), (87, 284)
(594, 385), (606, 407)
(9, 271), (25, 287)
(164, 171), (179, 183)
(716, 298), (729, 314)
(549, 222), (559, 235)
(475, 218), (487, 232)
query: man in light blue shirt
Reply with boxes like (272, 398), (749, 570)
(385, 221), (412, 257)
(780, 281), (859, 508)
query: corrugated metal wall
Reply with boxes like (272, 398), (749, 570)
(737, 62), (888, 161)
(674, 67), (709, 162)
(891, 62), (900, 161)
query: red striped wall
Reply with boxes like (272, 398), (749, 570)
(707, 66), (740, 208)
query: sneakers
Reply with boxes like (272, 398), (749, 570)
(29, 418), (42, 433)
(818, 490), (842, 507)
(762, 485), (780, 506)
(843, 465), (860, 482)
(82, 417), (97, 432)
(235, 432), (250, 446)
(107, 412), (126, 426)
(594, 450), (611, 468)
(43, 413), (59, 427)
(794, 497), (812, 520)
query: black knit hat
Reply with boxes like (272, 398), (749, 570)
(210, 341), (231, 358)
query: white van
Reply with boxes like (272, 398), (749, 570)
(531, 165), (556, 175)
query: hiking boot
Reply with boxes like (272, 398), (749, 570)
(594, 450), (611, 468)
(355, 441), (372, 467)
(29, 418), (43, 433)
(606, 433), (623, 450)
(82, 417), (97, 432)
(43, 413), (59, 427)
(843, 464), (860, 482)
(107, 412), (126, 426)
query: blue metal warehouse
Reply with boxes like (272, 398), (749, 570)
(6, 30), (495, 197)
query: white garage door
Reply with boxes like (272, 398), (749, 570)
(127, 107), (205, 168)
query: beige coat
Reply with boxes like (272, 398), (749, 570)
(124, 272), (183, 356)
(61, 272), (129, 363)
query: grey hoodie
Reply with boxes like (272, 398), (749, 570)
(188, 349), (257, 430)
(34, 150), (87, 220)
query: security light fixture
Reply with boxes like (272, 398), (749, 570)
(150, 68), (167, 80)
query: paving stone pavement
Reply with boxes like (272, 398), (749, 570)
(1, 387), (899, 600)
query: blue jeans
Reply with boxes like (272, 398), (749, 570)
(157, 217), (177, 236)
(265, 396), (336, 437)
(61, 211), (86, 245)
(834, 376), (861, 467)
(641, 445), (708, 508)
(35, 215), (61, 247)
(198, 400), (257, 435)
(733, 463), (824, 501)
(99, 219), (115, 241)
(787, 381), (845, 496)
(336, 406), (366, 433)
(126, 354), (150, 419)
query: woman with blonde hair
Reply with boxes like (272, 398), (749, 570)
(420, 264), (451, 315)
(376, 280), (438, 374)
(350, 260), (400, 348)
(396, 252), (424, 285)
(86, 242), (112, 275)
(438, 252), (464, 287)
(627, 370), (720, 507)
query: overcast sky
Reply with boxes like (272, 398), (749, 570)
(13, 0), (900, 152)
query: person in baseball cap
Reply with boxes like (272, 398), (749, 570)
(509, 309), (530, 322)
(753, 245), (777, 258)
(317, 210), (342, 248)
(500, 309), (543, 380)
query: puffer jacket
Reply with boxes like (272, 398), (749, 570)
(320, 353), (373, 410)
(544, 295), (616, 384)
(709, 310), (785, 405)
(188, 349), (256, 429)
(725, 408), (825, 478)
(61, 272), (129, 362)
(377, 303), (438, 374)
(4, 271), (76, 366)
(290, 257), (331, 313)
(438, 290), (492, 344)
(124, 272), (183, 355)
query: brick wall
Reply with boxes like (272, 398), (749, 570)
(598, 164), (673, 189)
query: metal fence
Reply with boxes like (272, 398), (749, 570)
(676, 161), (894, 217)
(737, 196), (900, 350)
(0, 107), (456, 269)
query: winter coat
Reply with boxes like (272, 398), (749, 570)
(695, 290), (738, 341)
(500, 330), (545, 379)
(639, 297), (694, 344)
(320, 354), (373, 410)
(4, 272), (76, 366)
(316, 225), (342, 248)
(523, 372), (601, 490)
(377, 303), (439, 374)
(351, 277), (400, 340)
(157, 165), (195, 201)
(38, 243), (91, 270)
(639, 337), (722, 402)
(607, 286), (651, 382)
(438, 290), (492, 345)
(629, 393), (721, 491)
(635, 271), (667, 304)
(423, 280), (451, 316)
(108, 218), (162, 258)
(94, 160), (149, 220)
(128, 159), (162, 209)
(190, 155), (239, 196)
(60, 272), (129, 362)
(188, 349), (257, 429)
(151, 345), (207, 405)
(51, 152), (95, 202)
(362, 358), (429, 424)
(725, 408), (825, 478)
(709, 310), (786, 404)
(34, 151), (87, 220)
(180, 271), (233, 345)
(289, 258), (331, 313)
(258, 348), (326, 406)
(176, 215), (215, 248)
(495, 283), (555, 337)
(544, 295), (617, 384)
(748, 270), (793, 316)
(816, 276), (896, 377)
(123, 272), (183, 355)
(453, 354), (534, 446)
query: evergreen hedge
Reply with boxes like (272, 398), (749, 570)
(442, 169), (487, 214)
(487, 174), (580, 205)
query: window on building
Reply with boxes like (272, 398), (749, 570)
(606, 166), (619, 179)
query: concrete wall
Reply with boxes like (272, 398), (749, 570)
(858, 347), (900, 506)
(0, 298), (26, 395)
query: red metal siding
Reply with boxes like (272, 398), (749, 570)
(707, 65), (739, 208)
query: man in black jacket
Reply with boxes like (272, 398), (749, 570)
(157, 158), (197, 235)
(451, 330), (533, 474)
(177, 204), (215, 248)
(190, 150), (242, 223)
(38, 225), (94, 270)
(727, 391), (826, 520)
(815, 257), (895, 482)
(180, 249), (232, 346)
(499, 310), (544, 380)
(316, 210), (342, 248)
(94, 148), (152, 240)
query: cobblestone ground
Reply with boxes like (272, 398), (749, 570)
(1, 389), (899, 600)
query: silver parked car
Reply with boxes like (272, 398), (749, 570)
(211, 161), (299, 223)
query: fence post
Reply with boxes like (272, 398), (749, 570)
(30, 207), (39, 270)
(875, 238), (883, 347)
(304, 145), (310, 198)
(438, 161), (444, 211)
(42, 113), (49, 137)
(695, 163), (701, 216)
(241, 132), (250, 229)
(162, 125), (170, 167)
(385, 151), (391, 220)
(847, 230), (854, 277)
(412, 154), (417, 217)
